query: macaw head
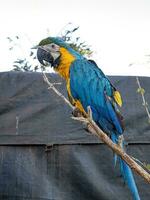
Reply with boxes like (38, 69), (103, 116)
(36, 37), (70, 68)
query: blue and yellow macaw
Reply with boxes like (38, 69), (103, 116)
(36, 37), (140, 200)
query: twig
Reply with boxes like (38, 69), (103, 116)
(136, 76), (150, 123)
(131, 156), (150, 172)
(43, 73), (150, 184)
(16, 115), (19, 135)
(72, 114), (150, 183)
(43, 72), (74, 109)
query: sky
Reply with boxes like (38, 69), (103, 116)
(1, 0), (150, 75)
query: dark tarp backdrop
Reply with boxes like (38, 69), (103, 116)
(0, 72), (150, 199)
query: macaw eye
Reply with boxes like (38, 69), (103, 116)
(51, 43), (57, 49)
(51, 44), (55, 48)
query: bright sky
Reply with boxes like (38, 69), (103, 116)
(1, 0), (150, 75)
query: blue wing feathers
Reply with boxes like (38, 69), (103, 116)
(70, 59), (119, 128)
(70, 59), (140, 200)
(105, 96), (123, 134)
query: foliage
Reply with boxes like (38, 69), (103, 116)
(7, 36), (42, 72)
(7, 26), (93, 72)
(144, 163), (150, 171)
(136, 77), (150, 124)
(62, 26), (93, 57)
(13, 59), (34, 72)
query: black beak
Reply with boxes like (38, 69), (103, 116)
(37, 47), (54, 66)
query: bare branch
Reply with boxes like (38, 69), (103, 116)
(43, 72), (74, 109)
(136, 76), (150, 123)
(43, 73), (150, 184)
(87, 117), (150, 183)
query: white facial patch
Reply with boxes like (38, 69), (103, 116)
(42, 43), (61, 62)
(44, 43), (60, 53)
(50, 51), (61, 60)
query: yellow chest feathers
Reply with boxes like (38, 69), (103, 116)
(54, 47), (75, 80)
(55, 47), (86, 115)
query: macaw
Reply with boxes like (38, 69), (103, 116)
(36, 37), (140, 200)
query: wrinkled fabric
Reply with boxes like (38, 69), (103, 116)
(0, 72), (149, 199)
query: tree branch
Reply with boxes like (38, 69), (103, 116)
(43, 72), (150, 184)
(43, 73), (74, 109)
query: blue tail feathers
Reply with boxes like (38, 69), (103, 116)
(111, 132), (140, 200)
(120, 158), (140, 200)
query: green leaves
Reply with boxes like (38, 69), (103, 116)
(136, 77), (150, 124)
(143, 163), (150, 171)
(62, 26), (93, 58)
(7, 25), (93, 72)
(13, 59), (32, 72)
(137, 88), (145, 95)
(7, 35), (40, 72)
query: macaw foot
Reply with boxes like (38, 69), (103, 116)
(72, 108), (83, 117)
(118, 135), (124, 148)
(87, 106), (93, 120)
(72, 106), (96, 135)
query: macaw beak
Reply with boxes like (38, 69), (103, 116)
(31, 45), (39, 49)
(37, 47), (54, 66)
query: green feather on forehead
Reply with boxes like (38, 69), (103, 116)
(38, 38), (53, 46)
